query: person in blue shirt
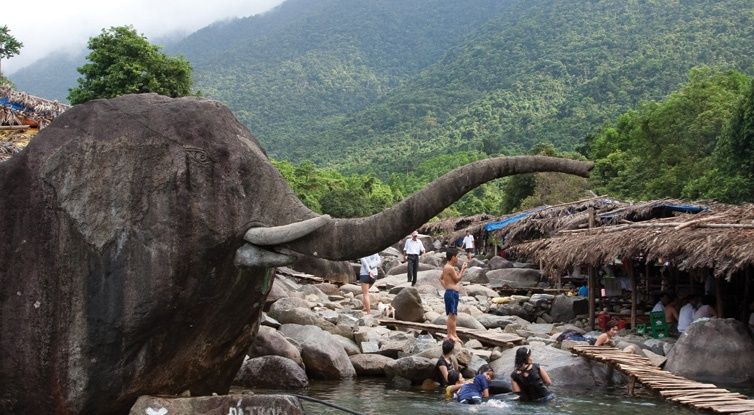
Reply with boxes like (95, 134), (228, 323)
(456, 364), (494, 404)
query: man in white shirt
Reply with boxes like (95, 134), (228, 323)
(462, 230), (475, 261)
(677, 295), (699, 333)
(403, 231), (425, 286)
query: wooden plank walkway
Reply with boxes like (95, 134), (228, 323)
(378, 318), (523, 348)
(571, 345), (754, 414)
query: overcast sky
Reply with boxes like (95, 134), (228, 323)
(2, 0), (285, 74)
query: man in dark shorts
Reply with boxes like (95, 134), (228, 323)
(440, 248), (466, 343)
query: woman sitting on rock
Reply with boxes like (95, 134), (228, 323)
(510, 347), (554, 402)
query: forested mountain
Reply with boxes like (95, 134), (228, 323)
(9, 0), (754, 179)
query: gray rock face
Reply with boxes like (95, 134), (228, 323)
(391, 287), (424, 322)
(476, 314), (528, 329)
(234, 356), (309, 388)
(432, 312), (485, 330)
(463, 266), (489, 284)
(487, 256), (514, 270)
(249, 326), (303, 367)
(350, 354), (396, 376)
(129, 394), (305, 415)
(665, 319), (754, 384)
(550, 295), (589, 322)
(493, 303), (534, 321)
(465, 284), (498, 298)
(0, 94), (296, 414)
(279, 324), (356, 379)
(486, 268), (541, 289)
(387, 262), (436, 275)
(384, 356), (437, 384)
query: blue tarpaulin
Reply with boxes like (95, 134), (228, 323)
(0, 97), (26, 112)
(483, 207), (546, 232)
(656, 204), (705, 214)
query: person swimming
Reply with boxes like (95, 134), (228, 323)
(510, 347), (554, 402)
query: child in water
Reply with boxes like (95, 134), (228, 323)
(456, 365), (494, 404)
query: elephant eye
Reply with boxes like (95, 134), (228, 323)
(184, 146), (214, 165)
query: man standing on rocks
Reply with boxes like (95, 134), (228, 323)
(440, 248), (467, 343)
(462, 230), (475, 261)
(403, 231), (425, 286)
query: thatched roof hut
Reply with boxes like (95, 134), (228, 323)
(490, 197), (706, 247)
(0, 86), (69, 129)
(511, 203), (754, 279)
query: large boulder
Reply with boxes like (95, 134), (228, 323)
(248, 326), (303, 367)
(129, 394), (304, 415)
(463, 266), (489, 284)
(486, 268), (541, 289)
(432, 312), (486, 330)
(0, 94), (297, 414)
(384, 356), (437, 384)
(476, 314), (529, 329)
(291, 256), (356, 284)
(234, 356), (309, 388)
(386, 262), (436, 276)
(488, 256), (514, 270)
(391, 287), (424, 322)
(349, 354), (396, 376)
(550, 295), (589, 322)
(279, 324), (356, 379)
(665, 319), (754, 384)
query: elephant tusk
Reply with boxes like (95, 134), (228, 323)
(244, 215), (332, 246)
(234, 243), (296, 268)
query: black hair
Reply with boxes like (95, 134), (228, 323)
(606, 320), (617, 331)
(445, 247), (459, 261)
(477, 364), (494, 375)
(442, 338), (455, 355)
(447, 370), (460, 385)
(514, 347), (531, 369)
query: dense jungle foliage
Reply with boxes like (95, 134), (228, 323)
(8, 0), (754, 216)
(168, 0), (754, 176)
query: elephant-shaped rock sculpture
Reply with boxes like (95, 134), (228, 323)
(0, 93), (592, 414)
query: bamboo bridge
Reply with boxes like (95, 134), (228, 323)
(571, 345), (754, 414)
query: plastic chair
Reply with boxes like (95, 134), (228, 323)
(649, 311), (668, 338)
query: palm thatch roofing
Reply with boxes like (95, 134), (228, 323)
(0, 86), (69, 129)
(418, 213), (496, 242)
(510, 203), (754, 279)
(490, 197), (707, 247)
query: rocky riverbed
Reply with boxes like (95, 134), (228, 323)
(232, 247), (712, 391)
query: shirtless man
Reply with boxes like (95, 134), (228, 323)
(440, 248), (467, 343)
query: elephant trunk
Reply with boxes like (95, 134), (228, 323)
(280, 155), (592, 260)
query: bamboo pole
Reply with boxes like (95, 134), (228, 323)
(589, 266), (596, 330)
(628, 259), (637, 331)
(0, 125), (31, 131)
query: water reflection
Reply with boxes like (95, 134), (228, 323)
(247, 379), (703, 415)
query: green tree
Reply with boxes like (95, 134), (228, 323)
(684, 77), (754, 202)
(0, 25), (23, 76)
(68, 26), (192, 104)
(589, 67), (750, 200)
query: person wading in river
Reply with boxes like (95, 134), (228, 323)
(511, 347), (554, 402)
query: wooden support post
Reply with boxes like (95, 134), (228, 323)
(630, 262), (637, 331)
(589, 266), (596, 330)
(588, 206), (596, 232)
(716, 276), (723, 318)
(627, 375), (637, 397)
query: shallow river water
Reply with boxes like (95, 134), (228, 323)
(244, 378), (750, 415)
